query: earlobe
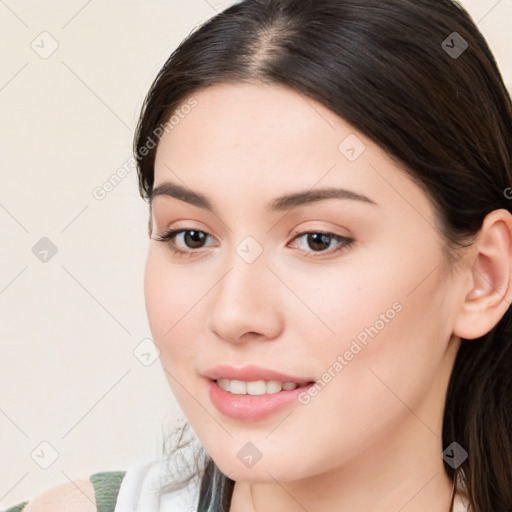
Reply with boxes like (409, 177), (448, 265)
(452, 209), (512, 340)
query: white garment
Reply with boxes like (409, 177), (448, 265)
(114, 457), (201, 512)
(453, 490), (471, 512)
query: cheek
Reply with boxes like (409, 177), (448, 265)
(298, 250), (449, 434)
(143, 251), (198, 360)
(278, 253), (409, 369)
(304, 235), (445, 357)
(292, 236), (447, 387)
(144, 254), (205, 415)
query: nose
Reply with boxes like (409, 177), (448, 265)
(207, 252), (283, 345)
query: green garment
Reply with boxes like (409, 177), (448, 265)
(2, 471), (126, 512)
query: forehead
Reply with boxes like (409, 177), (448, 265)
(157, 83), (357, 182)
(152, 82), (435, 229)
(154, 81), (345, 173)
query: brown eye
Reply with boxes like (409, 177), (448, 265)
(153, 229), (215, 256)
(290, 231), (355, 258)
(182, 230), (208, 249)
(305, 233), (333, 252)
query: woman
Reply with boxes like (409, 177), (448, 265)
(8, 0), (512, 511)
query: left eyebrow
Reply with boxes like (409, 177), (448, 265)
(267, 187), (379, 212)
(150, 181), (379, 214)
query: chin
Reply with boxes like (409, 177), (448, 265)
(205, 448), (305, 483)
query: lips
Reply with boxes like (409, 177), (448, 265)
(202, 364), (317, 421)
(203, 364), (315, 386)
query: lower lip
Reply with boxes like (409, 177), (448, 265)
(207, 379), (314, 421)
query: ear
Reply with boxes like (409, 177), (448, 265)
(453, 209), (512, 340)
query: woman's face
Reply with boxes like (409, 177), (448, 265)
(144, 82), (463, 484)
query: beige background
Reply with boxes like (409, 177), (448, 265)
(0, 0), (510, 508)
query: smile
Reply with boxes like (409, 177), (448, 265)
(215, 379), (304, 395)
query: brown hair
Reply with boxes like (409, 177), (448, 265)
(134, 1), (512, 510)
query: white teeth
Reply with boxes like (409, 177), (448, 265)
(217, 379), (231, 391)
(266, 380), (282, 394)
(216, 379), (299, 395)
(230, 380), (247, 394)
(247, 380), (267, 395)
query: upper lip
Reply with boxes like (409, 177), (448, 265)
(203, 364), (315, 385)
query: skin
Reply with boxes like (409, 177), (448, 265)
(143, 82), (512, 512)
(24, 479), (96, 512)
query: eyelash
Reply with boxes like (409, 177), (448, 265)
(153, 228), (354, 259)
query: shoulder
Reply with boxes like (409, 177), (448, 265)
(22, 479), (96, 512)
